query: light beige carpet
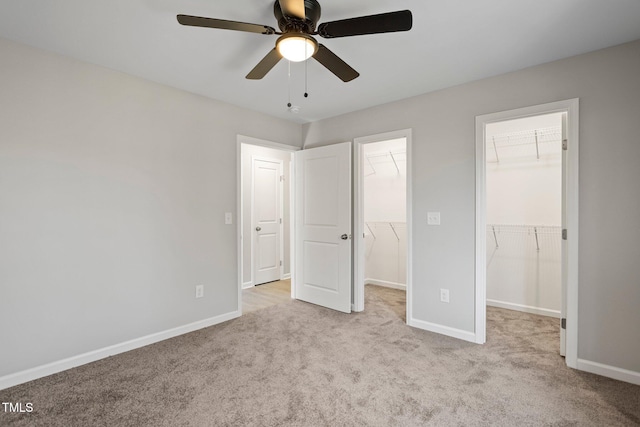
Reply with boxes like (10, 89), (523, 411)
(1, 285), (638, 426)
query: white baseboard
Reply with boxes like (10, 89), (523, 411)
(365, 278), (406, 290)
(408, 317), (477, 343)
(242, 281), (253, 289)
(487, 299), (561, 318)
(281, 273), (291, 280)
(0, 310), (240, 391)
(577, 359), (640, 386)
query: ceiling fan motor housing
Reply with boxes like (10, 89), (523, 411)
(274, 0), (321, 34)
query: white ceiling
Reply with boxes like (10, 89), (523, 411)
(1, 0), (640, 124)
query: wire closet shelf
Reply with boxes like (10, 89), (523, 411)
(487, 224), (561, 251)
(488, 126), (562, 163)
(365, 150), (406, 174)
(365, 221), (406, 241)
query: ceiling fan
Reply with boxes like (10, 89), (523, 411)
(177, 0), (412, 82)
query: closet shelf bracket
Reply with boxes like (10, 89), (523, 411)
(390, 222), (400, 241)
(366, 222), (376, 240)
(366, 155), (376, 174)
(389, 152), (400, 173)
(492, 136), (500, 163)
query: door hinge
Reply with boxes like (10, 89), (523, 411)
(562, 139), (568, 150)
(280, 175), (284, 182)
(279, 218), (282, 224)
(562, 229), (567, 240)
(279, 260), (283, 266)
(561, 318), (566, 329)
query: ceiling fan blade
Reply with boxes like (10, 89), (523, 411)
(278, 0), (306, 20)
(313, 44), (359, 82)
(177, 15), (276, 35)
(317, 10), (412, 38)
(246, 48), (283, 80)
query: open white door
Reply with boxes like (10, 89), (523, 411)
(252, 157), (283, 285)
(560, 112), (568, 356)
(294, 142), (352, 313)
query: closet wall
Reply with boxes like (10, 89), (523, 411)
(486, 113), (562, 317)
(364, 139), (407, 289)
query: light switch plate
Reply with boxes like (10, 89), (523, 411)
(427, 211), (441, 225)
(225, 212), (232, 225)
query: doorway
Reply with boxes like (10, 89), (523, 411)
(486, 113), (563, 330)
(238, 138), (353, 315)
(237, 136), (297, 306)
(354, 129), (412, 320)
(485, 113), (564, 319)
(475, 99), (579, 367)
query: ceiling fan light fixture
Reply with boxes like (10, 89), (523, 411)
(276, 33), (317, 62)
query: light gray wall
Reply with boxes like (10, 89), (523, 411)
(0, 38), (301, 377)
(303, 40), (640, 373)
(241, 144), (293, 285)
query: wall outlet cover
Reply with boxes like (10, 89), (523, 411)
(440, 288), (450, 303)
(195, 285), (204, 299)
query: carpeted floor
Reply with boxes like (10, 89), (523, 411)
(1, 285), (638, 426)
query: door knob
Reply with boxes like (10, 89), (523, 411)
(341, 234), (348, 240)
(256, 226), (262, 232)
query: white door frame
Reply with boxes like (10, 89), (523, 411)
(354, 129), (412, 320)
(237, 135), (300, 314)
(475, 99), (579, 368)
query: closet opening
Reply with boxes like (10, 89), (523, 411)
(485, 113), (564, 330)
(475, 98), (580, 362)
(237, 136), (298, 315)
(354, 129), (412, 321)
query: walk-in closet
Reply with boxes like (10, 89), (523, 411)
(363, 138), (407, 291)
(485, 113), (563, 318)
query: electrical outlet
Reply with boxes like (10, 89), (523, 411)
(225, 212), (232, 225)
(195, 285), (204, 299)
(440, 288), (450, 303)
(427, 211), (441, 225)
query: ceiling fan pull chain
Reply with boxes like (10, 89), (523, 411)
(304, 43), (309, 98)
(304, 49), (309, 98)
(287, 60), (292, 108)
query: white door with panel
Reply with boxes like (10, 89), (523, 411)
(252, 157), (283, 286)
(294, 142), (352, 313)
